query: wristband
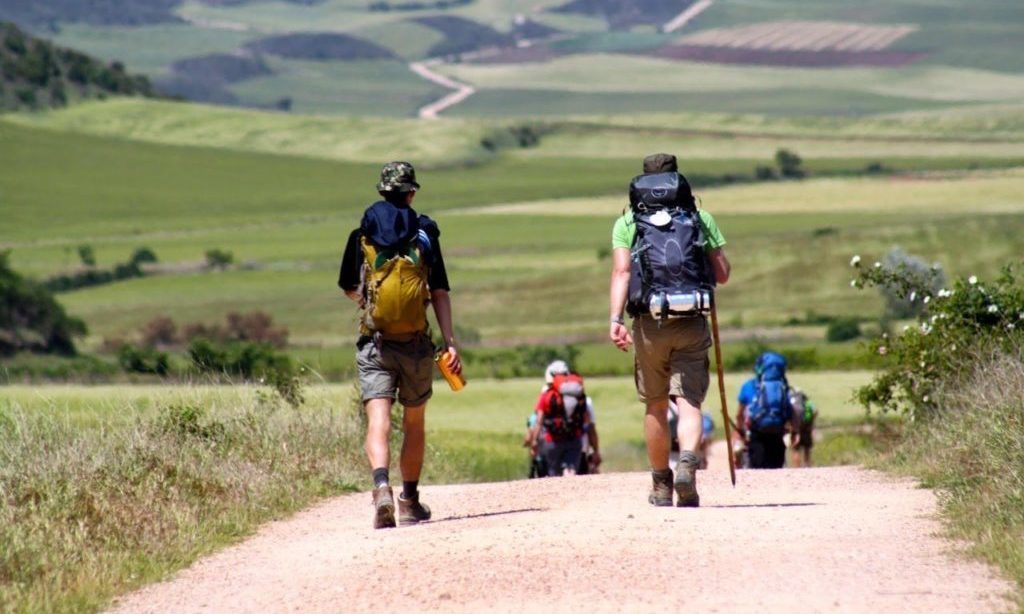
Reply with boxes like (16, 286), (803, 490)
(610, 316), (625, 325)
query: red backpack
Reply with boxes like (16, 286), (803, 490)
(542, 373), (587, 441)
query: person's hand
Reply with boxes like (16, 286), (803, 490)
(591, 450), (602, 467)
(445, 346), (462, 374)
(610, 322), (633, 351)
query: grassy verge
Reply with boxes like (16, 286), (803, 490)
(880, 354), (1024, 602)
(0, 386), (409, 612)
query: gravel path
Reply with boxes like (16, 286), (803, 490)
(110, 462), (1012, 613)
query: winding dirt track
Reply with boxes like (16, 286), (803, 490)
(111, 451), (1012, 613)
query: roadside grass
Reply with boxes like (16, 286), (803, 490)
(879, 354), (1024, 602)
(0, 372), (872, 610)
(0, 387), (376, 613)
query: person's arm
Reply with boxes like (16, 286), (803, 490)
(709, 248), (731, 285)
(609, 247), (633, 351)
(587, 421), (601, 467)
(338, 229), (365, 305)
(430, 289), (461, 374)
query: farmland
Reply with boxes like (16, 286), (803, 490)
(3, 99), (1024, 357)
(2, 0), (1016, 117)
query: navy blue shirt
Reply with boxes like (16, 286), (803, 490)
(338, 227), (450, 293)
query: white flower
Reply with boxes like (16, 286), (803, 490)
(1008, 323), (1016, 331)
(937, 289), (950, 298)
(930, 315), (938, 323)
(923, 296), (931, 304)
(969, 275), (978, 285)
(1018, 312), (1023, 320)
(951, 344), (957, 351)
(988, 305), (999, 313)
(923, 395), (930, 403)
(902, 325), (910, 332)
(850, 279), (858, 288)
(874, 261), (882, 268)
(878, 346), (888, 355)
(919, 361), (926, 368)
(850, 255), (861, 267)
(909, 291), (917, 302)
(920, 323), (932, 334)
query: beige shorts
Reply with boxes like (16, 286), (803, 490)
(356, 334), (434, 407)
(633, 315), (711, 406)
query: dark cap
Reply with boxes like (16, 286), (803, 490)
(376, 161), (420, 193)
(643, 153), (678, 174)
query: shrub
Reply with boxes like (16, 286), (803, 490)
(140, 316), (178, 348)
(775, 148), (805, 179)
(825, 317), (861, 343)
(76, 244), (96, 267)
(225, 311), (288, 347)
(117, 344), (169, 376)
(754, 165), (776, 180)
(877, 248), (946, 319)
(0, 251), (87, 356)
(129, 247), (158, 266)
(205, 248), (234, 270)
(850, 256), (1024, 417)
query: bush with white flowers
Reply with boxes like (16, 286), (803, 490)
(849, 257), (1024, 417)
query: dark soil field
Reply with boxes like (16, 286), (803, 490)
(651, 45), (928, 67)
(413, 15), (514, 58)
(245, 33), (395, 61)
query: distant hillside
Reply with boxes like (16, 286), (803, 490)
(0, 0), (181, 28)
(0, 22), (154, 111)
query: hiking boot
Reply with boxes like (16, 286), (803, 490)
(398, 492), (432, 525)
(675, 451), (700, 508)
(372, 485), (396, 529)
(648, 468), (673, 507)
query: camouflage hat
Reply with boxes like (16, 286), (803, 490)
(643, 153), (678, 174)
(376, 161), (420, 193)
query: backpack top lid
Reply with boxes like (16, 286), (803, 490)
(629, 172), (695, 212)
(755, 351), (787, 381)
(361, 201), (419, 250)
(552, 372), (585, 398)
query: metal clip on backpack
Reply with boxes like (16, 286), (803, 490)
(625, 172), (716, 322)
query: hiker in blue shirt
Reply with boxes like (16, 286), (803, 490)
(735, 352), (797, 469)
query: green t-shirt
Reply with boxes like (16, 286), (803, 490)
(611, 210), (726, 251)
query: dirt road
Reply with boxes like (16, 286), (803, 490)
(111, 461), (1011, 613)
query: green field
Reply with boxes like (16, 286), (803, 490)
(4, 100), (1024, 350)
(0, 371), (873, 476)
(18, 0), (1017, 117)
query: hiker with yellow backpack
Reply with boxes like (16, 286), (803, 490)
(338, 161), (462, 529)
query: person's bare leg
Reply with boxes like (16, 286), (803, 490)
(400, 403), (426, 482)
(673, 396), (703, 507)
(644, 400), (671, 470)
(804, 446), (813, 468)
(792, 447), (804, 468)
(674, 397), (703, 453)
(365, 398), (393, 470)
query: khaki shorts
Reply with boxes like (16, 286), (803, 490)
(356, 334), (434, 407)
(633, 315), (711, 406)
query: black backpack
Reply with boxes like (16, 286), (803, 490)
(626, 172), (715, 319)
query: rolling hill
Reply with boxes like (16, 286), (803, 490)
(0, 21), (154, 111)
(2, 0), (1018, 117)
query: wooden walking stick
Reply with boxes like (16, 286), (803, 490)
(710, 303), (736, 487)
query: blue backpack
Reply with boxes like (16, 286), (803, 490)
(747, 352), (793, 434)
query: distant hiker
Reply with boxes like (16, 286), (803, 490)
(338, 161), (462, 529)
(735, 352), (796, 470)
(789, 387), (818, 468)
(608, 153), (731, 507)
(526, 361), (601, 477)
(668, 406), (715, 470)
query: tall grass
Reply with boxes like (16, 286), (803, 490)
(886, 352), (1024, 598)
(0, 390), (370, 612)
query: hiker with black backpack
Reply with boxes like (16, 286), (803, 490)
(608, 153), (731, 507)
(338, 161), (462, 529)
(735, 352), (796, 470)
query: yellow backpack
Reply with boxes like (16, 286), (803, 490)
(360, 236), (429, 336)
